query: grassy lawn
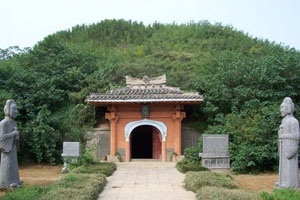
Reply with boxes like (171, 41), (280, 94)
(0, 162), (116, 200)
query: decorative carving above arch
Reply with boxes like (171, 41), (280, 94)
(124, 119), (167, 141)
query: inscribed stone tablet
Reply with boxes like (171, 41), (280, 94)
(62, 142), (80, 157)
(203, 134), (228, 154)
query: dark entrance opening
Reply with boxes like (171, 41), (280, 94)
(131, 125), (153, 158)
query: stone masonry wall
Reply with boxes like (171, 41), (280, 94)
(86, 122), (110, 161)
(181, 125), (200, 153)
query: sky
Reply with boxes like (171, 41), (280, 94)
(1, 0), (300, 50)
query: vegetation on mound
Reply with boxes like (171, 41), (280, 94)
(185, 171), (238, 192)
(196, 186), (261, 200)
(1, 19), (300, 173)
(175, 158), (208, 173)
(0, 162), (116, 200)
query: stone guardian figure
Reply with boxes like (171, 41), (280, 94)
(276, 97), (300, 188)
(0, 100), (22, 189)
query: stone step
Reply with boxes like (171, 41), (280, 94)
(131, 159), (162, 162)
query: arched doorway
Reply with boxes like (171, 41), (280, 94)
(124, 119), (167, 161)
(130, 125), (162, 159)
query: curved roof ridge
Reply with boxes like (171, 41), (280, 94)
(87, 75), (204, 104)
(126, 74), (166, 86)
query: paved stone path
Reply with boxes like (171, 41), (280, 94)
(98, 162), (196, 200)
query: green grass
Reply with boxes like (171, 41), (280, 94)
(261, 188), (300, 200)
(0, 162), (117, 200)
(0, 186), (50, 200)
(175, 159), (208, 173)
(185, 171), (238, 192)
(196, 186), (261, 200)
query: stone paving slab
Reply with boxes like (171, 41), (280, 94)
(98, 162), (195, 200)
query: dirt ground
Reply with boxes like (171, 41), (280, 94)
(0, 164), (63, 197)
(18, 164), (64, 186)
(233, 172), (278, 193)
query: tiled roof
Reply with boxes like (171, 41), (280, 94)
(87, 75), (203, 104)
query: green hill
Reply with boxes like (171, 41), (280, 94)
(0, 19), (299, 173)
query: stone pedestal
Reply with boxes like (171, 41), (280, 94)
(199, 153), (230, 169)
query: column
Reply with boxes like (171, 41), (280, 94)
(173, 104), (186, 156)
(125, 139), (130, 162)
(174, 119), (181, 155)
(162, 140), (166, 162)
(105, 106), (118, 157)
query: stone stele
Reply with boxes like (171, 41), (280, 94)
(276, 97), (300, 189)
(199, 134), (230, 169)
(0, 100), (22, 189)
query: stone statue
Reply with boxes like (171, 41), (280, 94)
(276, 97), (300, 189)
(0, 100), (22, 189)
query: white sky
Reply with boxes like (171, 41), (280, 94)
(1, 0), (300, 50)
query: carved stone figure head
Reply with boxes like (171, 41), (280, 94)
(280, 97), (295, 117)
(4, 100), (18, 119)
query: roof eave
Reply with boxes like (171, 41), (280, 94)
(87, 98), (204, 105)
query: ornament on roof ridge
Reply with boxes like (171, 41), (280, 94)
(143, 76), (150, 83)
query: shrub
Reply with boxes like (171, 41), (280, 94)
(68, 148), (99, 171)
(23, 106), (62, 164)
(196, 186), (261, 200)
(185, 171), (238, 192)
(184, 146), (201, 162)
(76, 149), (97, 166)
(40, 173), (106, 200)
(71, 162), (117, 176)
(261, 189), (300, 200)
(183, 136), (203, 162)
(176, 158), (208, 173)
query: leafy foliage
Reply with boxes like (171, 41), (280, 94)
(183, 136), (203, 162)
(0, 19), (299, 171)
(205, 105), (282, 173)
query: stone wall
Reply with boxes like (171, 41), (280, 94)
(85, 123), (110, 161)
(181, 125), (200, 153)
